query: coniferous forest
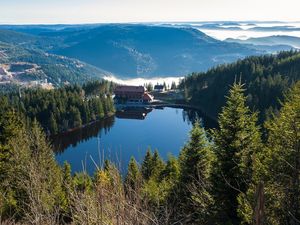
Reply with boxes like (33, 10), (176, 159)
(0, 80), (115, 135)
(0, 52), (300, 224)
(179, 50), (300, 121)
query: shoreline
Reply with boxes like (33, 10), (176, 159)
(51, 101), (217, 138)
(50, 112), (115, 138)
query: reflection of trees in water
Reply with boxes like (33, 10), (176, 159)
(182, 108), (218, 129)
(115, 108), (153, 120)
(52, 107), (217, 154)
(52, 117), (115, 153)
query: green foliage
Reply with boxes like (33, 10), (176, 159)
(0, 101), (23, 198)
(125, 157), (142, 193)
(141, 148), (153, 180)
(1, 81), (115, 134)
(180, 50), (300, 121)
(171, 81), (177, 90)
(151, 150), (165, 179)
(1, 63), (300, 224)
(141, 148), (165, 181)
(141, 150), (166, 204)
(241, 81), (300, 225)
(1, 120), (64, 221)
(0, 41), (109, 86)
(211, 82), (262, 224)
(174, 121), (215, 223)
(73, 172), (93, 193)
(145, 83), (153, 92)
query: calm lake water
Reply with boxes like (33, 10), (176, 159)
(53, 107), (216, 175)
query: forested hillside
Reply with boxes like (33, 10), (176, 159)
(0, 25), (262, 78)
(1, 80), (299, 224)
(0, 31), (112, 86)
(180, 50), (300, 120)
(1, 80), (115, 134)
(49, 25), (261, 77)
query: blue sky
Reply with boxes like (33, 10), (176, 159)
(1, 0), (299, 24)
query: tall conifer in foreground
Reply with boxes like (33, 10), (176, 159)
(212, 82), (262, 224)
(242, 81), (300, 225)
(173, 121), (214, 224)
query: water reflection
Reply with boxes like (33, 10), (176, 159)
(53, 107), (217, 170)
(52, 117), (115, 153)
(52, 107), (217, 154)
(116, 107), (153, 120)
(182, 108), (217, 129)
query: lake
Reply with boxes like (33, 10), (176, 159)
(53, 107), (216, 175)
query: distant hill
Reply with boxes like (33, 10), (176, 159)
(249, 26), (300, 32)
(226, 35), (300, 49)
(36, 25), (262, 78)
(4, 24), (296, 80)
(0, 41), (111, 85)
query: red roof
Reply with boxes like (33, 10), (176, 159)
(143, 93), (154, 101)
(115, 85), (146, 93)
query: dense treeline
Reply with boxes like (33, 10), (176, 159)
(1, 80), (299, 224)
(1, 80), (115, 134)
(179, 50), (300, 121)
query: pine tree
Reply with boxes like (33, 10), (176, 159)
(243, 81), (300, 225)
(0, 108), (22, 188)
(125, 157), (142, 194)
(49, 113), (58, 134)
(171, 81), (177, 90)
(61, 162), (73, 222)
(212, 82), (262, 224)
(141, 148), (153, 180)
(151, 150), (165, 179)
(176, 120), (215, 224)
(0, 119), (65, 221)
(162, 155), (180, 181)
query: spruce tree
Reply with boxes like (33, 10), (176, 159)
(49, 113), (58, 134)
(212, 82), (262, 224)
(125, 157), (142, 194)
(243, 81), (300, 225)
(151, 150), (165, 179)
(176, 120), (215, 224)
(141, 148), (153, 180)
(1, 119), (64, 220)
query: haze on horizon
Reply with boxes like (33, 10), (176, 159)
(1, 0), (299, 24)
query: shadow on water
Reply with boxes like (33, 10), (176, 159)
(52, 107), (217, 155)
(115, 107), (153, 120)
(52, 117), (115, 154)
(53, 107), (218, 175)
(181, 108), (218, 129)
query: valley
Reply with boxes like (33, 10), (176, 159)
(1, 19), (300, 225)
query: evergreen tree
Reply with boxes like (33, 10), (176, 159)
(141, 148), (153, 180)
(49, 113), (58, 134)
(163, 82), (167, 90)
(241, 81), (300, 225)
(171, 81), (177, 90)
(211, 82), (262, 224)
(151, 150), (165, 179)
(1, 119), (64, 221)
(146, 83), (153, 92)
(176, 121), (215, 224)
(61, 162), (73, 222)
(162, 155), (180, 182)
(125, 157), (142, 194)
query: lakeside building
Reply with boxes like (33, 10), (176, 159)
(114, 85), (154, 104)
(154, 84), (165, 92)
